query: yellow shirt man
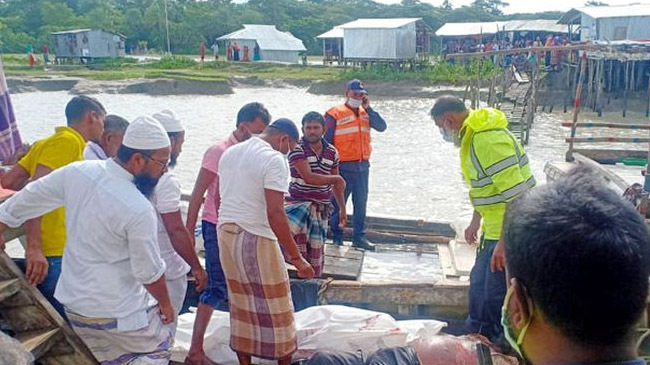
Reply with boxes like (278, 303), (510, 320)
(18, 126), (86, 256)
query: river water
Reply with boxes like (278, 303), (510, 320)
(10, 86), (648, 282)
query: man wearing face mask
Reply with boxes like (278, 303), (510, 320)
(0, 116), (175, 364)
(430, 95), (535, 344)
(185, 102), (270, 365)
(218, 118), (315, 365)
(324, 79), (387, 250)
(501, 166), (649, 365)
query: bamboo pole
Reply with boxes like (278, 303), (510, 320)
(566, 137), (650, 143)
(623, 60), (630, 118)
(645, 61), (650, 192)
(567, 53), (588, 162)
(561, 122), (650, 130)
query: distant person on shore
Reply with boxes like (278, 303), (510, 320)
(254, 43), (261, 61)
(218, 118), (314, 365)
(285, 112), (346, 277)
(1, 96), (106, 319)
(227, 43), (232, 61)
(430, 96), (535, 345)
(211, 42), (219, 61)
(28, 52), (35, 68)
(199, 42), (206, 63)
(84, 114), (129, 160)
(243, 45), (250, 62)
(324, 79), (387, 251)
(184, 102), (271, 365)
(500, 166), (649, 365)
(0, 116), (176, 363)
(42, 44), (50, 65)
(151, 110), (207, 334)
(233, 42), (241, 61)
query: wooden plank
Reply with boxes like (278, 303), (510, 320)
(322, 280), (469, 308)
(0, 305), (56, 332)
(16, 329), (63, 359)
(561, 122), (650, 130)
(0, 252), (99, 364)
(566, 137), (650, 143)
(287, 244), (364, 281)
(573, 148), (648, 164)
(0, 278), (20, 302)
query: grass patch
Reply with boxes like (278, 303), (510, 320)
(2, 52), (498, 85)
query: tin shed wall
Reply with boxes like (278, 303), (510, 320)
(344, 28), (397, 59)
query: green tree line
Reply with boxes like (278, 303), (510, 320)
(0, 0), (562, 55)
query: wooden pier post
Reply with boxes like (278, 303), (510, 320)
(646, 61), (650, 118)
(567, 53), (587, 162)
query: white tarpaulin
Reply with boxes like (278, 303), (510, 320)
(172, 305), (446, 364)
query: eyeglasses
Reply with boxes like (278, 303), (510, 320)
(141, 153), (168, 169)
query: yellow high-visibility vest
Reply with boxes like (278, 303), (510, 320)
(459, 108), (536, 241)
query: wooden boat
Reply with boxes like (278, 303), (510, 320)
(0, 249), (98, 364)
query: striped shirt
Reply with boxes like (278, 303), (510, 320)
(288, 138), (339, 205)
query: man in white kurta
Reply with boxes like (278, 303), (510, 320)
(151, 110), (207, 333)
(0, 116), (176, 364)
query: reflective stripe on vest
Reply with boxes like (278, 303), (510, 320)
(471, 176), (536, 206)
(468, 129), (535, 205)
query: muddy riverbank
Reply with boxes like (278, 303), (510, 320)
(6, 75), (471, 98)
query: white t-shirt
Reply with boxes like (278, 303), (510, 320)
(151, 171), (191, 280)
(218, 137), (289, 239)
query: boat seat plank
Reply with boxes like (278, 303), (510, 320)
(16, 328), (63, 359)
(0, 278), (20, 302)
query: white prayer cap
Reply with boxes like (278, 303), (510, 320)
(123, 116), (170, 150)
(152, 109), (184, 133)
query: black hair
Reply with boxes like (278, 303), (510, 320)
(504, 165), (650, 347)
(430, 95), (467, 121)
(65, 95), (106, 126)
(301, 111), (326, 127)
(116, 145), (155, 164)
(104, 115), (129, 134)
(167, 131), (184, 141)
(236, 102), (271, 127)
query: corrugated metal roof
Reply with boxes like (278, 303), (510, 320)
(217, 24), (306, 51)
(51, 29), (92, 35)
(503, 20), (568, 33)
(316, 27), (344, 39)
(559, 4), (650, 23)
(340, 18), (421, 29)
(435, 22), (506, 37)
(50, 29), (126, 38)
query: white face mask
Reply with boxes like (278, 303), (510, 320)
(347, 98), (363, 109)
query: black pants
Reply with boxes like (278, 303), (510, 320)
(305, 347), (420, 365)
(465, 237), (507, 342)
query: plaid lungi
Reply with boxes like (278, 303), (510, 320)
(218, 223), (297, 360)
(284, 201), (330, 277)
(66, 306), (172, 365)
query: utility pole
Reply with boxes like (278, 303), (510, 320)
(164, 0), (171, 55)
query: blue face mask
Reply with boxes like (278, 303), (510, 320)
(501, 285), (533, 360)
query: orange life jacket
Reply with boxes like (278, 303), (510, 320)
(326, 104), (372, 162)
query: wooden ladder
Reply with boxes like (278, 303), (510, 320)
(0, 251), (98, 364)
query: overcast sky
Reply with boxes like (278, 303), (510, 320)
(373, 0), (646, 14)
